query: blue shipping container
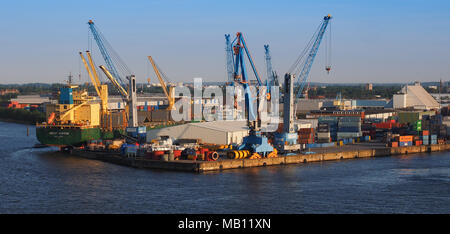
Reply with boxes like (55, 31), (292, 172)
(399, 141), (412, 147)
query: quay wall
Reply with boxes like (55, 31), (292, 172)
(71, 144), (450, 173)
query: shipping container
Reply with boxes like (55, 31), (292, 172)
(337, 132), (361, 140)
(399, 141), (412, 147)
(389, 142), (398, 147)
(398, 135), (414, 142)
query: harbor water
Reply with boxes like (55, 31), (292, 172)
(0, 121), (449, 213)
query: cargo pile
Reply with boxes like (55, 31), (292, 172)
(298, 128), (315, 144)
(337, 116), (362, 140)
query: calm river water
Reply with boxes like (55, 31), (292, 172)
(0, 121), (449, 213)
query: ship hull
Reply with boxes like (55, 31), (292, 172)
(36, 126), (126, 146)
(36, 126), (102, 146)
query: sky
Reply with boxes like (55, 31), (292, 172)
(0, 0), (449, 84)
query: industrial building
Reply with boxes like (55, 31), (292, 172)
(6, 95), (51, 109)
(146, 120), (250, 145)
(393, 82), (440, 110)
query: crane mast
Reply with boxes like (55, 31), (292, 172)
(264, 44), (279, 100)
(225, 34), (235, 85)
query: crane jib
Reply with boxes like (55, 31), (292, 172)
(88, 20), (127, 86)
(293, 15), (332, 99)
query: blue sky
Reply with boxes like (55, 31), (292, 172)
(0, 0), (449, 84)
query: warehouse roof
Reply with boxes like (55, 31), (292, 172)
(10, 95), (50, 104)
(189, 120), (249, 132)
(401, 83), (440, 109)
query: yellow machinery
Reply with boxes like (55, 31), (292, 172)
(147, 56), (175, 110)
(79, 51), (108, 116)
(98, 65), (138, 128)
(44, 85), (101, 126)
(99, 65), (128, 98)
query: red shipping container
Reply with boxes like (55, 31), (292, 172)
(173, 150), (182, 158)
(298, 128), (314, 134)
(390, 142), (398, 147)
(422, 130), (429, 136)
(373, 122), (393, 129)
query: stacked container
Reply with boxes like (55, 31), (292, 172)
(318, 116), (339, 141)
(431, 134), (437, 145)
(337, 116), (361, 140)
(317, 122), (332, 143)
(298, 128), (315, 144)
(397, 135), (413, 147)
(421, 130), (429, 145)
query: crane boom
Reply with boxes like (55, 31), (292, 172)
(88, 20), (129, 86)
(238, 34), (263, 86)
(80, 51), (108, 115)
(79, 52), (101, 98)
(86, 51), (102, 89)
(99, 65), (128, 98)
(147, 56), (174, 110)
(290, 15), (332, 98)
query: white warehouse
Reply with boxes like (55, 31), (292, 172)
(146, 120), (250, 145)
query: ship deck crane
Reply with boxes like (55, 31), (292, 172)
(88, 19), (137, 127)
(79, 51), (108, 116)
(88, 20), (131, 86)
(99, 65), (138, 128)
(229, 32), (275, 158)
(147, 56), (175, 110)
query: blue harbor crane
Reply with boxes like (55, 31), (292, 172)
(87, 20), (137, 127)
(88, 20), (132, 87)
(288, 15), (332, 99)
(227, 32), (276, 158)
(273, 15), (332, 153)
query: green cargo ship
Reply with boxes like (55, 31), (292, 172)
(35, 83), (127, 147)
(36, 125), (125, 147)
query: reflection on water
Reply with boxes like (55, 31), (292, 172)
(0, 121), (449, 213)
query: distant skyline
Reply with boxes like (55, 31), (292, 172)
(0, 0), (449, 84)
